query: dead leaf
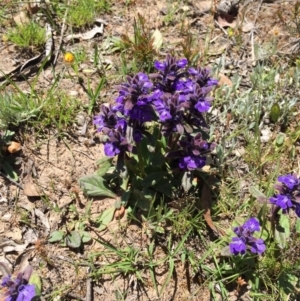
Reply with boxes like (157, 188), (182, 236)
(27, 3), (40, 15)
(23, 175), (40, 197)
(66, 24), (104, 41)
(5, 228), (22, 241)
(217, 13), (236, 28)
(23, 228), (38, 245)
(7, 141), (21, 153)
(217, 73), (233, 87)
(151, 29), (163, 51)
(200, 176), (225, 236)
(0, 240), (28, 253)
(34, 209), (50, 236)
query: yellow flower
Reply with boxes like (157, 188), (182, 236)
(63, 52), (75, 64)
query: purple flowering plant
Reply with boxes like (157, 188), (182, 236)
(0, 265), (41, 301)
(269, 173), (300, 217)
(81, 55), (218, 211)
(229, 218), (266, 256)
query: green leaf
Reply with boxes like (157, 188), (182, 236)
(121, 190), (131, 205)
(296, 218), (300, 234)
(96, 159), (112, 177)
(65, 231), (82, 248)
(275, 133), (285, 146)
(48, 230), (65, 242)
(141, 171), (168, 187)
(132, 188), (153, 211)
(139, 137), (150, 165)
(97, 156), (113, 165)
(153, 179), (173, 198)
(279, 213), (290, 238)
(116, 153), (128, 179)
(270, 103), (281, 123)
(249, 186), (268, 203)
(80, 231), (92, 243)
(181, 171), (192, 192)
(274, 225), (287, 249)
(79, 175), (116, 197)
(1, 160), (18, 181)
(97, 206), (115, 231)
(278, 271), (298, 301)
(29, 272), (42, 295)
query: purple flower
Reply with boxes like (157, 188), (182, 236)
(153, 94), (187, 135)
(114, 73), (153, 115)
(104, 126), (133, 157)
(207, 78), (219, 86)
(133, 129), (143, 143)
(270, 194), (293, 210)
(195, 99), (211, 112)
(249, 238), (266, 255)
(93, 104), (121, 134)
(278, 174), (299, 190)
(129, 104), (153, 123)
(188, 67), (218, 88)
(1, 266), (37, 301)
(269, 173), (300, 217)
(229, 237), (246, 255)
(179, 155), (206, 170)
(229, 218), (265, 256)
(167, 133), (215, 171)
(104, 142), (120, 157)
(243, 217), (260, 233)
(154, 61), (166, 71)
(176, 58), (188, 68)
(152, 55), (189, 93)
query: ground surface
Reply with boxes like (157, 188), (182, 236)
(0, 0), (300, 300)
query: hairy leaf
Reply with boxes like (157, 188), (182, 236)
(79, 175), (116, 197)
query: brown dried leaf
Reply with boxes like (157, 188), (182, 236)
(218, 73), (233, 87)
(201, 176), (225, 236)
(217, 13), (236, 28)
(23, 175), (40, 197)
(0, 240), (28, 253)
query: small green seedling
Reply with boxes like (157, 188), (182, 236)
(48, 223), (92, 249)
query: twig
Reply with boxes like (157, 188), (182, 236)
(53, 0), (69, 66)
(86, 268), (93, 301)
(66, 293), (85, 301)
(0, 171), (23, 190)
(214, 20), (228, 35)
(251, 29), (255, 64)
